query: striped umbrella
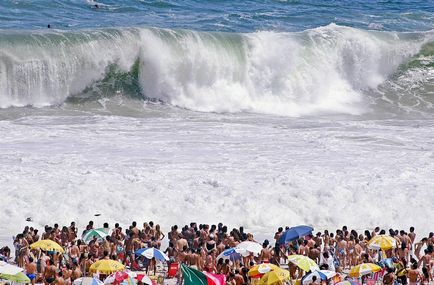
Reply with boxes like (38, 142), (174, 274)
(302, 270), (337, 285)
(367, 235), (397, 250)
(135, 248), (169, 261)
(135, 274), (152, 285)
(348, 263), (381, 278)
(74, 277), (104, 285)
(287, 255), (319, 272)
(216, 248), (242, 262)
(82, 229), (109, 244)
(335, 281), (361, 285)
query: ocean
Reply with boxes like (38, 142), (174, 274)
(0, 0), (433, 241)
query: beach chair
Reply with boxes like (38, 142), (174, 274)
(167, 262), (179, 278)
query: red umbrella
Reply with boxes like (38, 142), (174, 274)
(135, 274), (153, 285)
(104, 271), (129, 284)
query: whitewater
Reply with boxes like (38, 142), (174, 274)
(0, 0), (434, 244)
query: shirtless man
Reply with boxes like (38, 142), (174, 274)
(234, 269), (244, 285)
(313, 232), (323, 248)
(44, 259), (57, 285)
(397, 242), (409, 261)
(71, 261), (82, 282)
(55, 271), (65, 285)
(299, 240), (309, 256)
(176, 246), (188, 264)
(176, 235), (188, 252)
(414, 238), (428, 260)
(260, 242), (272, 263)
(131, 222), (139, 238)
(408, 263), (422, 285)
(417, 249), (433, 281)
(62, 264), (72, 285)
(308, 244), (320, 264)
(88, 240), (99, 259)
(190, 249), (202, 270)
(25, 257), (37, 285)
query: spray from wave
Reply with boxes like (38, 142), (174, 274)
(0, 24), (432, 116)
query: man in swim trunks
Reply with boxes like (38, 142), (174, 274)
(408, 263), (422, 285)
(26, 257), (37, 285)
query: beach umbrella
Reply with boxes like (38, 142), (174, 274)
(120, 276), (136, 285)
(287, 255), (319, 272)
(0, 272), (31, 283)
(181, 264), (225, 285)
(90, 260), (125, 274)
(278, 226), (313, 245)
(301, 270), (337, 285)
(216, 248), (242, 262)
(367, 235), (397, 250)
(259, 268), (290, 285)
(74, 277), (105, 285)
(104, 271), (129, 284)
(335, 281), (361, 285)
(135, 274), (152, 285)
(82, 229), (109, 244)
(248, 264), (280, 277)
(235, 241), (262, 257)
(135, 248), (169, 261)
(0, 261), (23, 275)
(348, 263), (381, 278)
(30, 239), (64, 253)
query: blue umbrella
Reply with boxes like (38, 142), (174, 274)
(216, 248), (242, 261)
(135, 248), (169, 261)
(278, 225), (314, 244)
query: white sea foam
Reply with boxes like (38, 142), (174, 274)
(0, 111), (433, 242)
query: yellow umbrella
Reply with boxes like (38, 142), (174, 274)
(259, 268), (290, 285)
(249, 264), (280, 277)
(89, 259), (125, 274)
(287, 255), (319, 272)
(348, 263), (381, 277)
(30, 239), (64, 253)
(367, 235), (397, 250)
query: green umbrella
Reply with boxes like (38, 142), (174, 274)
(82, 228), (108, 244)
(0, 271), (31, 283)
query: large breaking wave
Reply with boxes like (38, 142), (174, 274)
(0, 24), (433, 116)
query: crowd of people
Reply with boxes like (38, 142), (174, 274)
(0, 222), (433, 285)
